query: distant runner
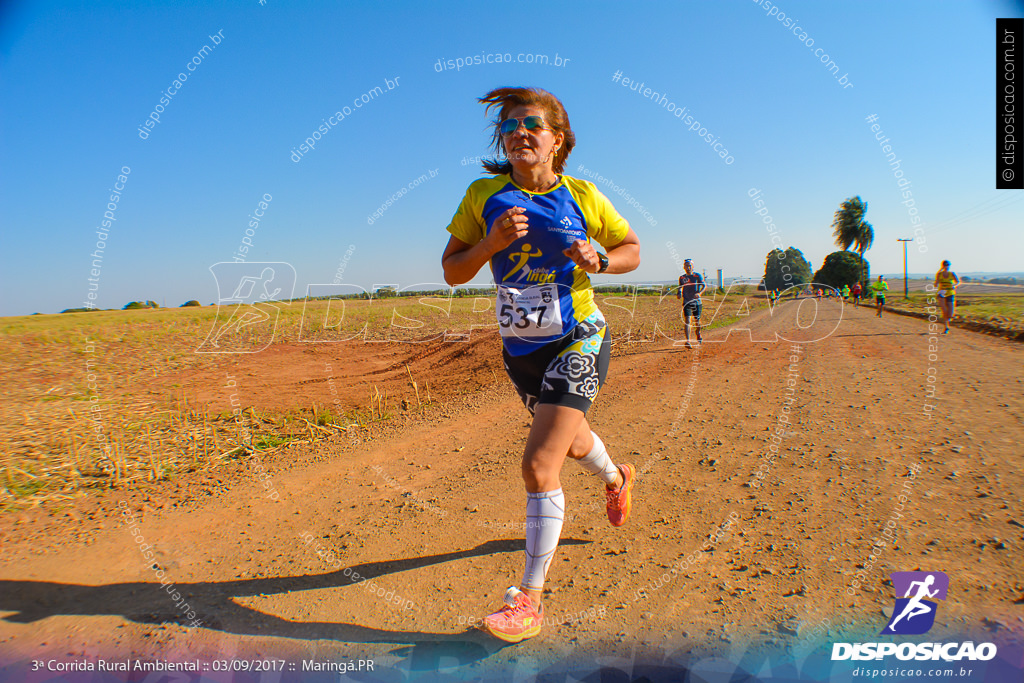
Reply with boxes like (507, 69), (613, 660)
(851, 281), (862, 305)
(441, 86), (641, 644)
(841, 284), (851, 301)
(934, 259), (959, 334)
(870, 275), (889, 317)
(677, 259), (706, 347)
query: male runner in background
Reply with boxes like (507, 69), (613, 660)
(870, 275), (889, 317)
(677, 259), (706, 348)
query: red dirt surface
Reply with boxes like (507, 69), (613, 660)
(1, 300), (1022, 680)
(180, 333), (504, 418)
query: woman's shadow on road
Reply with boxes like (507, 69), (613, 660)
(0, 538), (590, 671)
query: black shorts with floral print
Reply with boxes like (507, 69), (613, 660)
(501, 312), (611, 415)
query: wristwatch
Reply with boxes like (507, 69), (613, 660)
(597, 252), (609, 274)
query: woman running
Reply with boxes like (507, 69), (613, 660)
(441, 87), (641, 643)
(934, 260), (959, 334)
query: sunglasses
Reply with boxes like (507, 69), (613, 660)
(499, 116), (547, 137)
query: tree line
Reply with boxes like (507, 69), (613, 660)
(762, 195), (874, 292)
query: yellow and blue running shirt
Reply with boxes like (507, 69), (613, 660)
(935, 271), (958, 292)
(446, 174), (630, 357)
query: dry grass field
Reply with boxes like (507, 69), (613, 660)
(0, 287), (764, 510)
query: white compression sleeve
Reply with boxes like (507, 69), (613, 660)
(575, 432), (619, 486)
(521, 489), (565, 591)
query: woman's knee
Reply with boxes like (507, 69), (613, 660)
(521, 458), (558, 490)
(567, 424), (593, 459)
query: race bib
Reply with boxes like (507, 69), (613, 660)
(937, 290), (947, 297)
(496, 284), (563, 338)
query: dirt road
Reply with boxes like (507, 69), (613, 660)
(2, 299), (1022, 681)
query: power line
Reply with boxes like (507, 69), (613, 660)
(924, 193), (1024, 236)
(929, 193), (1013, 227)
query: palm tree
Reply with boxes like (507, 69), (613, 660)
(832, 196), (874, 284)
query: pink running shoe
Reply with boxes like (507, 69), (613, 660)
(606, 463), (636, 527)
(480, 587), (544, 643)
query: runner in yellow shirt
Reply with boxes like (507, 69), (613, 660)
(441, 86), (641, 643)
(870, 275), (889, 317)
(934, 260), (959, 334)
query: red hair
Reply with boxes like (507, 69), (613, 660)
(478, 87), (576, 175)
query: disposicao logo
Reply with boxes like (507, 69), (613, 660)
(831, 571), (998, 662)
(882, 570), (948, 635)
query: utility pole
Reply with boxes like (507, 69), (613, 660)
(897, 238), (911, 298)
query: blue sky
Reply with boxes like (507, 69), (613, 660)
(1, 0), (1022, 316)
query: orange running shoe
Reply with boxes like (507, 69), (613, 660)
(480, 587), (544, 643)
(606, 463), (635, 527)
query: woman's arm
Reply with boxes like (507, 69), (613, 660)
(563, 227), (641, 275)
(441, 235), (493, 287)
(441, 206), (530, 286)
(603, 228), (641, 275)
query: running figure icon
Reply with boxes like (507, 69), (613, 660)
(228, 266), (283, 302)
(885, 574), (939, 632)
(198, 262), (297, 354)
(880, 570), (949, 635)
